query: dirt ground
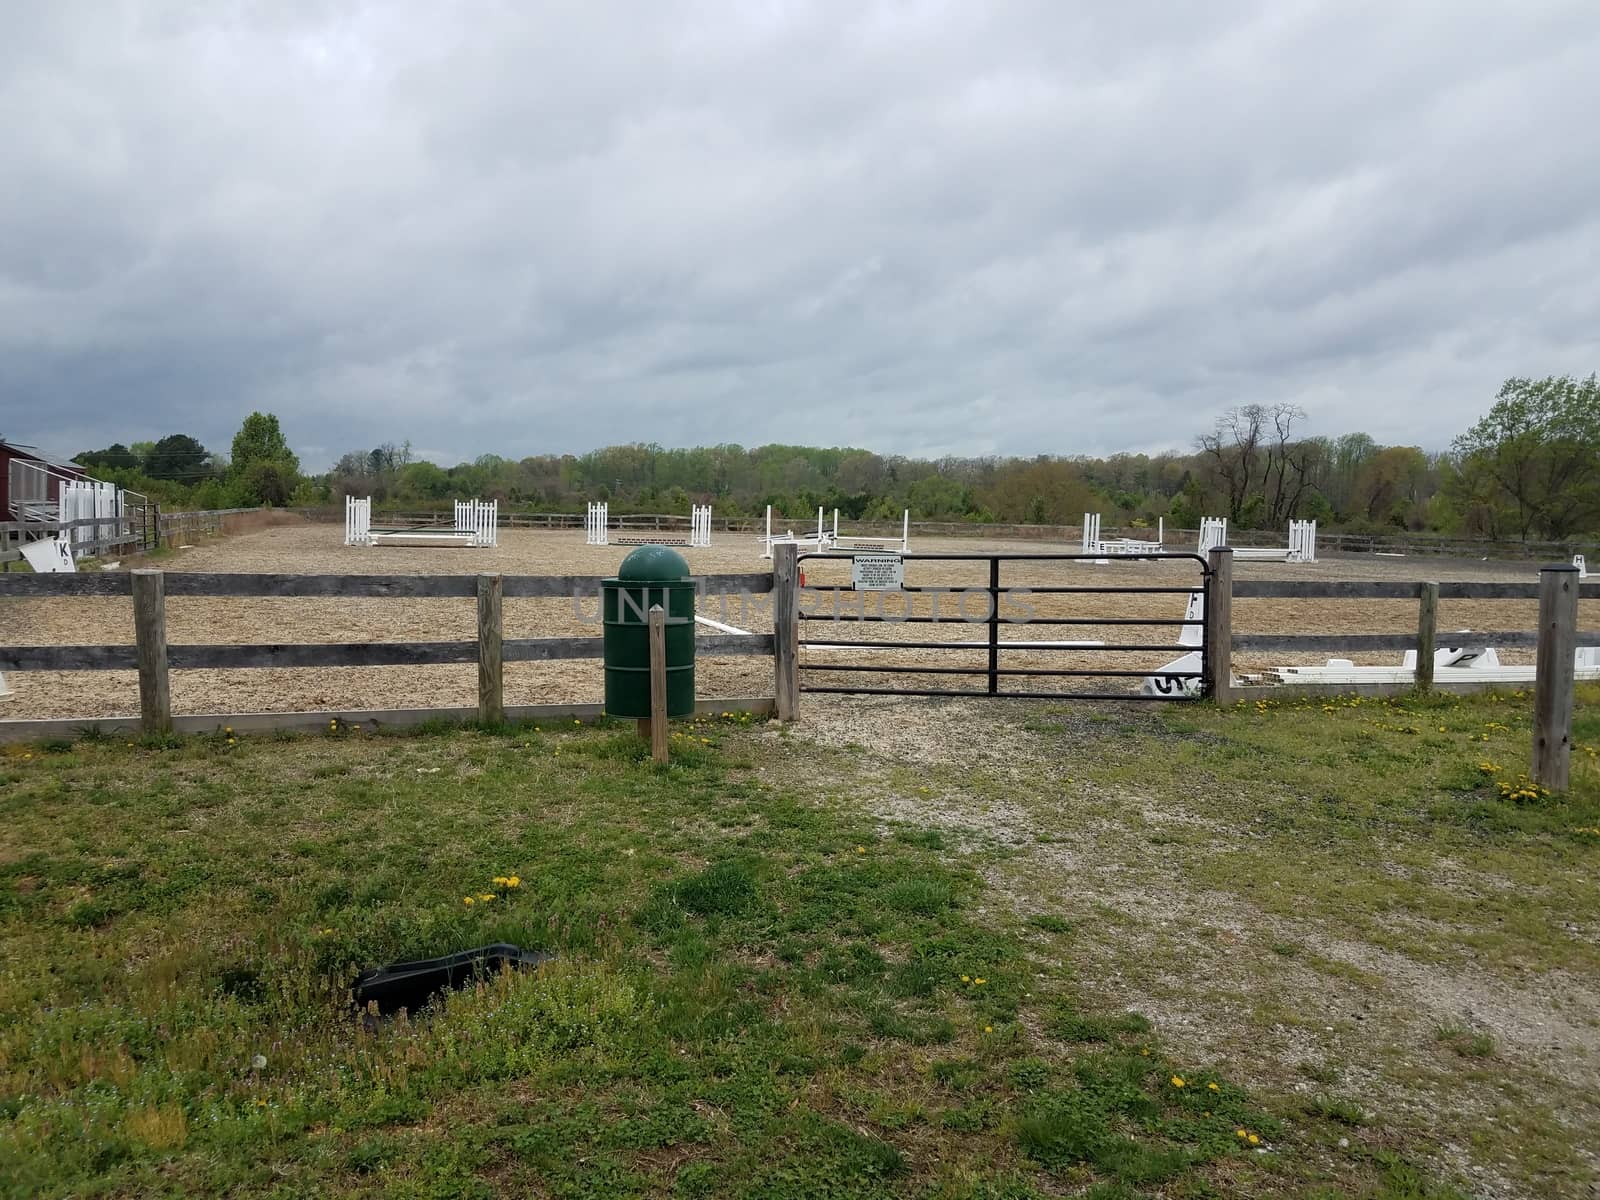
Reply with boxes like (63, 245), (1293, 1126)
(0, 516), (1589, 719)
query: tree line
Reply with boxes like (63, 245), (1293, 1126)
(72, 375), (1600, 541)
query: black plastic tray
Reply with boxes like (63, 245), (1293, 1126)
(352, 943), (553, 1014)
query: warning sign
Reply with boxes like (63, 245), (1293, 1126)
(851, 553), (904, 591)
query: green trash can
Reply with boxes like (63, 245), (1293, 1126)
(603, 545), (697, 719)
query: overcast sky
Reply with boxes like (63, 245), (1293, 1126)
(2, 1), (1597, 471)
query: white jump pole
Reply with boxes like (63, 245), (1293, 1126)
(763, 505), (773, 558)
(1081, 513), (1101, 555)
(901, 508), (909, 552)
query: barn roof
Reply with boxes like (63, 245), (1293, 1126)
(0, 439), (89, 473)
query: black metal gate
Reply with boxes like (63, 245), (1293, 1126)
(796, 551), (1211, 701)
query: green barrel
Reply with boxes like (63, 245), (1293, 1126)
(602, 545), (697, 719)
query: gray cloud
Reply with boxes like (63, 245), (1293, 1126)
(2, 0), (1597, 469)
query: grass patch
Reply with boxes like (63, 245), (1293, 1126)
(2, 689), (1566, 1197)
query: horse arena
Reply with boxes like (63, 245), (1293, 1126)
(1, 514), (1586, 721)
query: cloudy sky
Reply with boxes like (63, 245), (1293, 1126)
(2, 1), (1597, 471)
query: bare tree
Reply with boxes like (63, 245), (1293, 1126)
(1197, 405), (1266, 522)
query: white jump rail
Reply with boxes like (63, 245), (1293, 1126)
(1081, 513), (1164, 557)
(763, 506), (833, 559)
(1198, 517), (1316, 563)
(346, 496), (497, 547)
(829, 509), (910, 554)
(587, 502), (711, 548)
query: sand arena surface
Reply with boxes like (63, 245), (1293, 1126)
(0, 517), (1587, 719)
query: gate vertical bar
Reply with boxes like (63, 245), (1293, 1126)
(987, 558), (1000, 695)
(1532, 563), (1578, 790)
(1203, 547), (1234, 707)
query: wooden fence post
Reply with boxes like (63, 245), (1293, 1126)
(477, 574), (504, 725)
(1414, 582), (1439, 693)
(773, 542), (800, 721)
(648, 604), (669, 763)
(1532, 563), (1578, 790)
(1204, 547), (1234, 707)
(131, 569), (171, 734)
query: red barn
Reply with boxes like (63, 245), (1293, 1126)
(0, 438), (92, 521)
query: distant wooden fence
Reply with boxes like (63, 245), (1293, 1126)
(0, 506), (268, 569)
(300, 507), (1598, 562)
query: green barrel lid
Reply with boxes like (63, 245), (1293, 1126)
(616, 544), (693, 581)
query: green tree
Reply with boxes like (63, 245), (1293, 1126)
(75, 443), (140, 472)
(231, 412), (301, 505)
(231, 412), (300, 476)
(144, 434), (211, 481)
(1451, 375), (1600, 539)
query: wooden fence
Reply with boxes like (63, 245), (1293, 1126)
(0, 570), (775, 741)
(1203, 548), (1595, 788)
(2, 550), (1593, 787)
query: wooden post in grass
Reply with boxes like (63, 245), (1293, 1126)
(1415, 582), (1439, 693)
(773, 541), (800, 721)
(647, 604), (669, 763)
(1532, 563), (1579, 790)
(477, 574), (504, 725)
(131, 569), (171, 734)
(1204, 546), (1234, 707)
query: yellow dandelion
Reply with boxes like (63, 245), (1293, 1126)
(1248, 1134), (1260, 1145)
(961, 975), (970, 983)
(1171, 1075), (1185, 1088)
(478, 893), (494, 902)
(224, 726), (233, 734)
(463, 896), (474, 905)
(984, 1025), (993, 1033)
(1140, 1048), (1149, 1056)
(1207, 1082), (1219, 1091)
(505, 876), (520, 888)
(856, 845), (866, 854)
(974, 977), (986, 985)
(1236, 1128), (1248, 1138)
(227, 737), (236, 745)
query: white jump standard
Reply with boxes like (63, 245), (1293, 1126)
(345, 496), (498, 547)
